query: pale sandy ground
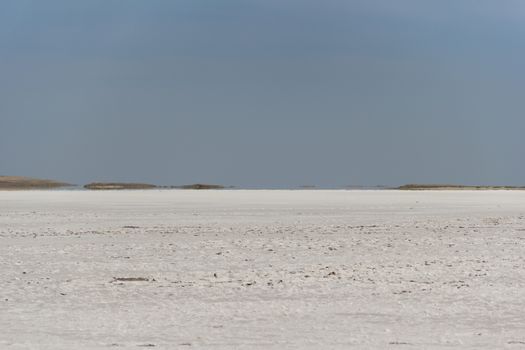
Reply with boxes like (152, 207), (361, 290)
(1, 190), (525, 349)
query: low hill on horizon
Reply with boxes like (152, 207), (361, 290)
(84, 182), (157, 190)
(0, 176), (71, 189)
(398, 184), (525, 190)
(177, 184), (226, 190)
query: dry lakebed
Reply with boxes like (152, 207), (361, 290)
(1, 190), (525, 349)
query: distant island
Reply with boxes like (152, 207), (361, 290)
(84, 182), (226, 190)
(84, 183), (157, 190)
(177, 184), (225, 190)
(0, 176), (71, 189)
(397, 184), (525, 190)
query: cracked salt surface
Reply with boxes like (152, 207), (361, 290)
(1, 190), (525, 349)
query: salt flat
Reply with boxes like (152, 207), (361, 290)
(1, 190), (525, 349)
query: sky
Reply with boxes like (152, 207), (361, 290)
(1, 0), (524, 188)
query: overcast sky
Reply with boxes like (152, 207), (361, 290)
(1, 0), (524, 187)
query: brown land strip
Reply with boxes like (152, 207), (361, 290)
(398, 184), (525, 190)
(84, 183), (157, 190)
(0, 176), (70, 189)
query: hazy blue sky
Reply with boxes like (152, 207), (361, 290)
(1, 0), (524, 187)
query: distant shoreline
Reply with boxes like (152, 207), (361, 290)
(2, 176), (524, 191)
(83, 183), (227, 190)
(84, 182), (157, 190)
(0, 176), (71, 190)
(396, 184), (525, 191)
